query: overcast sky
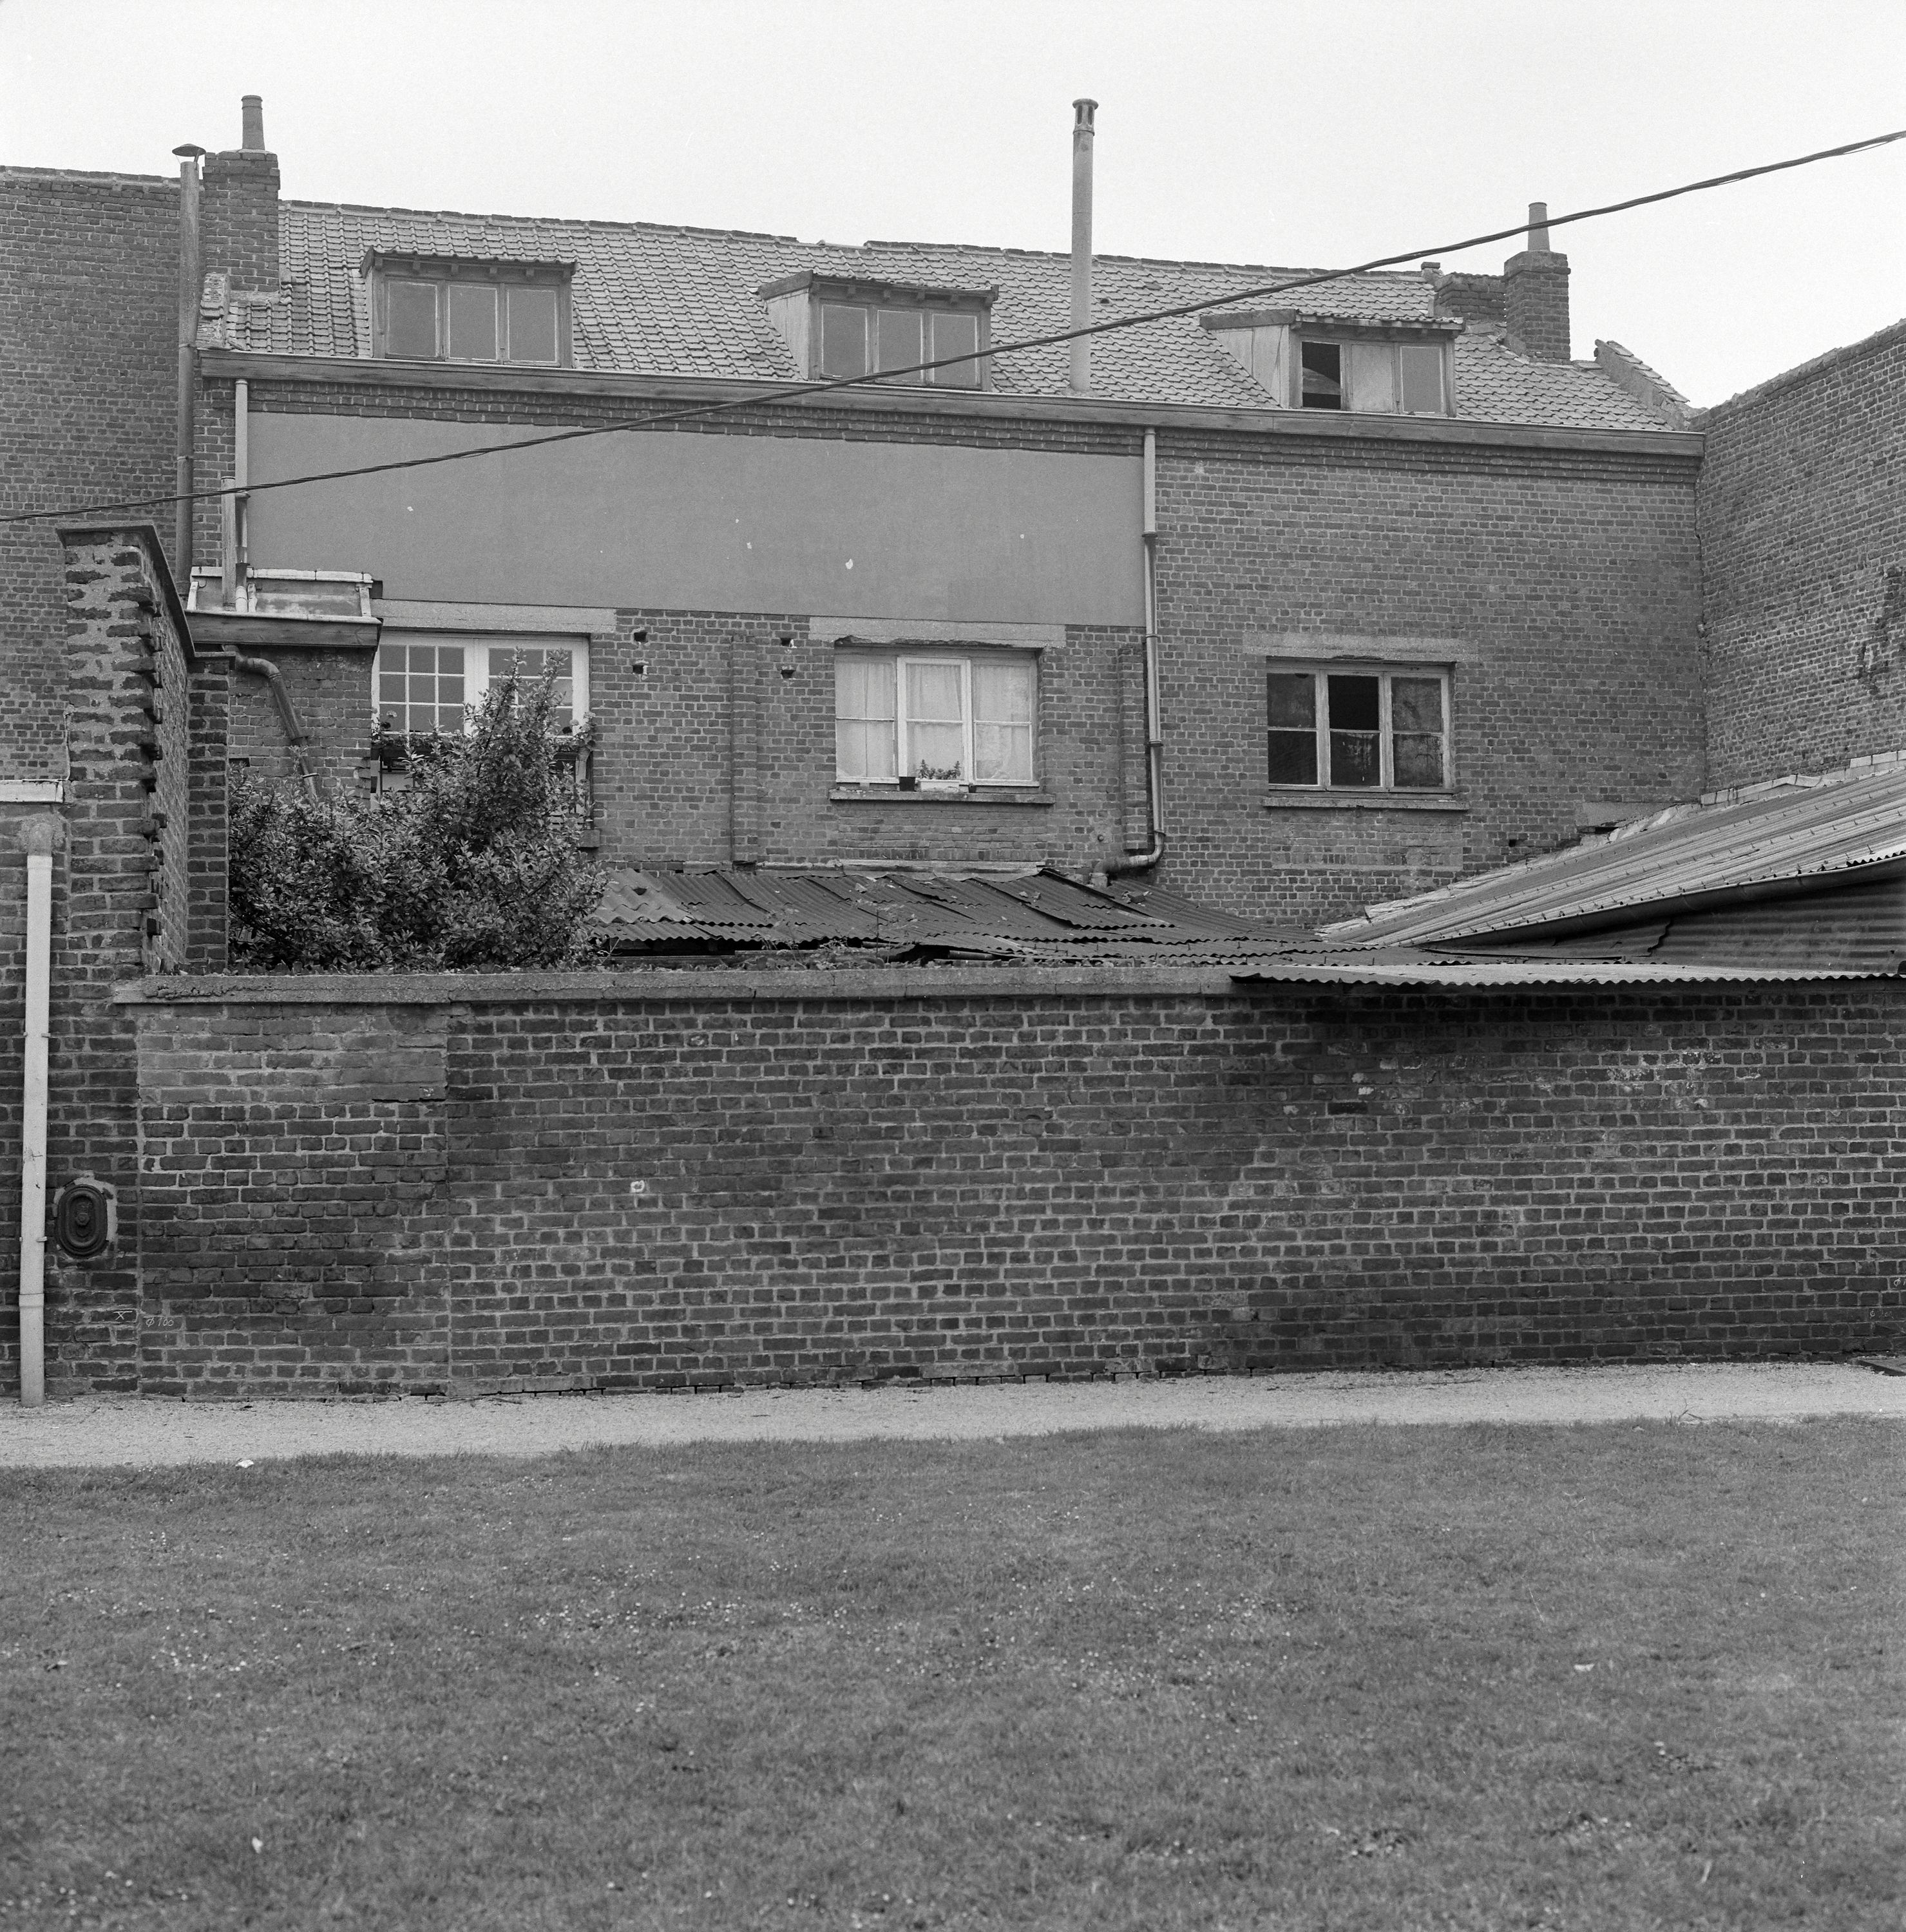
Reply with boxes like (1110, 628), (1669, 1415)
(5, 0), (1903, 408)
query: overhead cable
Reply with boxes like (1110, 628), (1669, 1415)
(6, 123), (1904, 527)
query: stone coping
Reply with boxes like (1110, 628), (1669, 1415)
(114, 965), (1253, 1005)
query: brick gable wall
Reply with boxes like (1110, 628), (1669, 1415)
(1698, 319), (1906, 785)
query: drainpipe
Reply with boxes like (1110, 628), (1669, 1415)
(233, 654), (318, 798)
(16, 815), (61, 1408)
(1069, 99), (1096, 395)
(171, 144), (205, 579)
(234, 378), (249, 589)
(1106, 428), (1165, 878)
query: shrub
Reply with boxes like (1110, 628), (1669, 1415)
(229, 672), (605, 972)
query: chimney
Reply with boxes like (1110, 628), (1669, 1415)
(201, 94), (280, 294)
(1503, 198), (1570, 362)
(1069, 98), (1096, 394)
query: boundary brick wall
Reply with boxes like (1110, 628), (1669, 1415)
(68, 966), (1905, 1401)
(1698, 318), (1906, 786)
(1155, 431), (1706, 924)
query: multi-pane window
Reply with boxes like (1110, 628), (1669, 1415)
(1266, 668), (1450, 790)
(1298, 339), (1448, 415)
(375, 261), (569, 366)
(835, 653), (1036, 786)
(817, 304), (984, 388)
(375, 638), (589, 734)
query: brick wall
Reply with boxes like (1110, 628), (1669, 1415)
(1153, 430), (1706, 924)
(0, 168), (180, 781)
(96, 967), (1904, 1400)
(1697, 318), (1906, 786)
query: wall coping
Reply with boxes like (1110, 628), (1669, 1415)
(201, 349), (1707, 461)
(56, 522), (200, 664)
(114, 965), (1252, 1005)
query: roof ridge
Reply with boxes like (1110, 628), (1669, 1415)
(281, 198), (801, 243)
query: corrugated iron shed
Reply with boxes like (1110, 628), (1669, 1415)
(1319, 762), (1906, 948)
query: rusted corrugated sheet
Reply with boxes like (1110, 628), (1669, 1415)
(1320, 764), (1906, 947)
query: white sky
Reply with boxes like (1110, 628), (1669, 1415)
(4, 0), (1903, 408)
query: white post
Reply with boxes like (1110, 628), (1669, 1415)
(17, 814), (59, 1408)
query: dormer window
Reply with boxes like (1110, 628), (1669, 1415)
(1204, 308), (1456, 417)
(760, 272), (995, 390)
(364, 252), (574, 366)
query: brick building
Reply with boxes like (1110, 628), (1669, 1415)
(0, 102), (1900, 1397)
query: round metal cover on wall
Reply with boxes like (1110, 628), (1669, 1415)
(53, 1182), (114, 1260)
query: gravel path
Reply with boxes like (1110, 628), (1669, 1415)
(3, 1361), (1902, 1469)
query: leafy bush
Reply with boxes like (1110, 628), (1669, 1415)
(229, 672), (605, 972)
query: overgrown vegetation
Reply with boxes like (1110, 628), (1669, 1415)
(2, 1421), (1900, 1929)
(229, 674), (604, 971)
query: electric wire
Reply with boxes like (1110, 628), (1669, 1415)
(6, 123), (1903, 528)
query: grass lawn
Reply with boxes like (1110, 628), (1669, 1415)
(1, 1419), (1900, 1931)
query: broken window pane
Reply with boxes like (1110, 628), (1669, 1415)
(446, 284), (499, 362)
(1391, 676), (1444, 736)
(1299, 341), (1342, 409)
(1326, 674), (1380, 787)
(820, 305), (869, 379)
(508, 285), (559, 364)
(386, 281), (439, 359)
(1345, 342), (1396, 413)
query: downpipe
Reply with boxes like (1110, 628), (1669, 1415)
(233, 654), (319, 798)
(16, 815), (60, 1408)
(1105, 428), (1165, 879)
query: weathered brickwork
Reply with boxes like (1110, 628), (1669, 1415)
(1698, 319), (1906, 786)
(0, 169), (180, 779)
(102, 971), (1903, 1400)
(41, 527), (202, 1393)
(1152, 431), (1706, 924)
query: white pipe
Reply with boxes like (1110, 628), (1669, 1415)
(16, 815), (59, 1408)
(1106, 429), (1165, 878)
(234, 378), (250, 587)
(1069, 99), (1096, 395)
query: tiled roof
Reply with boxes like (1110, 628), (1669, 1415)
(1319, 759), (1906, 949)
(202, 199), (1683, 430)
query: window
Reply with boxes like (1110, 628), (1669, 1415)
(374, 636), (590, 735)
(368, 252), (572, 366)
(1299, 338), (1447, 414)
(1267, 668), (1450, 791)
(761, 274), (994, 390)
(835, 652), (1036, 788)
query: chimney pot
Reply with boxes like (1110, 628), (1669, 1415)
(241, 95), (265, 152)
(1527, 200), (1550, 252)
(1069, 99), (1098, 394)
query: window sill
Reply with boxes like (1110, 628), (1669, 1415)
(1263, 791), (1468, 813)
(830, 785), (1054, 807)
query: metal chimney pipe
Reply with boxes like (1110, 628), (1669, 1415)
(241, 94), (265, 151)
(1527, 200), (1550, 252)
(1070, 98), (1097, 395)
(171, 144), (205, 576)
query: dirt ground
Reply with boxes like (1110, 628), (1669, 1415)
(3, 1359), (1902, 1468)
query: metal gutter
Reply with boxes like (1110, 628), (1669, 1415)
(196, 350), (1707, 459)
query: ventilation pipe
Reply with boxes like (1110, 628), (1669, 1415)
(15, 815), (61, 1408)
(171, 144), (205, 577)
(1105, 429), (1164, 878)
(1069, 99), (1096, 394)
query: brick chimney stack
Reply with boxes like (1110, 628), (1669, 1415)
(201, 93), (279, 291)
(1503, 199), (1570, 361)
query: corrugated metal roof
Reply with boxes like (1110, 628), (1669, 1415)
(1321, 763), (1906, 947)
(593, 865), (1299, 962)
(1234, 958), (1900, 989)
(206, 201), (1680, 431)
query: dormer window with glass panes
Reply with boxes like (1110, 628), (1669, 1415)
(760, 272), (993, 390)
(365, 251), (573, 367)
